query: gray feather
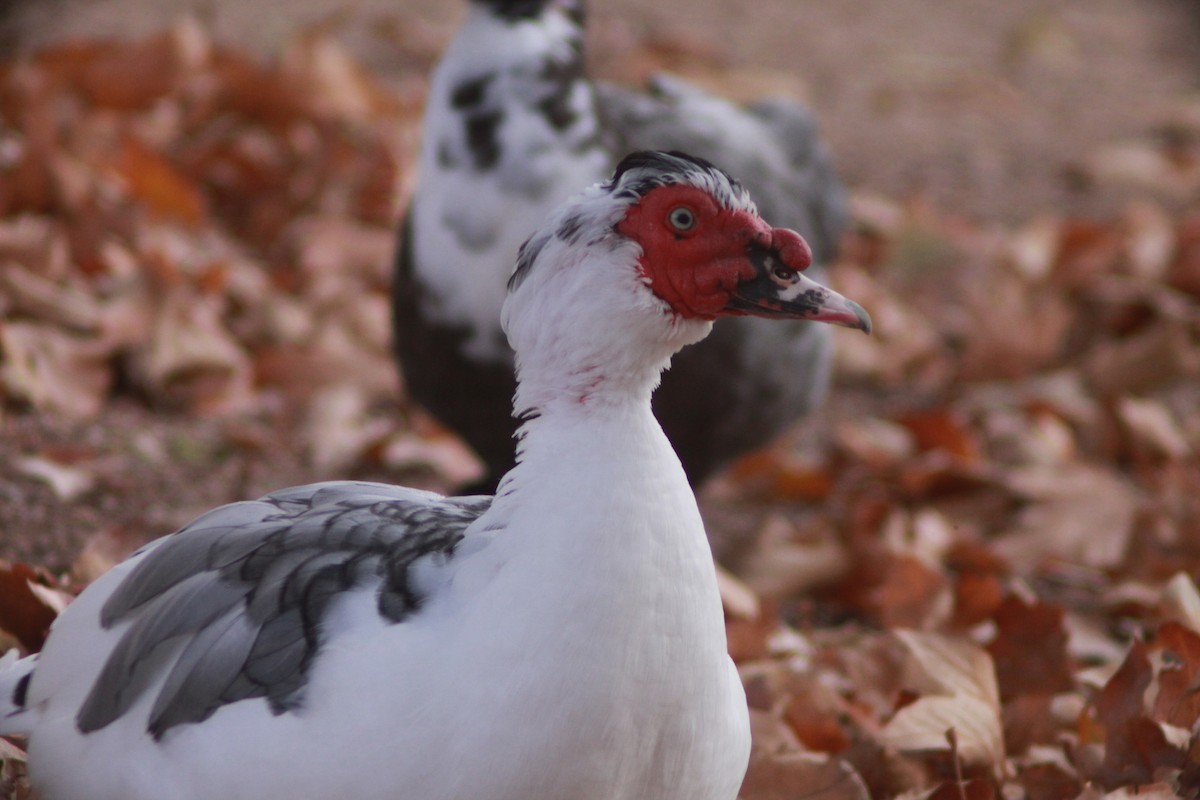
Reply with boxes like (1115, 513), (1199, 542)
(147, 607), (258, 736)
(78, 482), (491, 739)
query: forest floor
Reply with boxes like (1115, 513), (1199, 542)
(2, 1), (1200, 798)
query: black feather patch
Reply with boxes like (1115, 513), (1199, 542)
(451, 74), (492, 110)
(464, 111), (504, 171)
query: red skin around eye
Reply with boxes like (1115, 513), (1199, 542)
(615, 185), (811, 319)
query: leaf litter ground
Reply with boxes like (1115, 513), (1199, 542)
(1, 12), (1200, 800)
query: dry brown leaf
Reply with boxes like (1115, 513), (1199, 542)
(1159, 573), (1200, 634)
(717, 564), (761, 621)
(13, 455), (95, 501)
(1087, 141), (1200, 200)
(0, 321), (111, 417)
(0, 734), (32, 800)
(305, 385), (391, 473)
(1149, 622), (1200, 729)
(1085, 318), (1200, 397)
(70, 527), (145, 586)
(735, 515), (851, 599)
(995, 464), (1139, 570)
(128, 287), (255, 414)
(117, 136), (207, 225)
(827, 265), (943, 385)
(1116, 396), (1192, 461)
(958, 260), (1074, 380)
(739, 751), (869, 800)
(881, 631), (1005, 770)
(897, 408), (981, 462)
(380, 426), (485, 487)
(866, 554), (952, 630)
(834, 417), (917, 469)
(985, 595), (1073, 699)
(0, 561), (67, 652)
(1093, 640), (1188, 787)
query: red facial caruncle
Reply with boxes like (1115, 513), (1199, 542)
(614, 184), (813, 320)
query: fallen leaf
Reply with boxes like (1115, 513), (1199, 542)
(986, 595), (1074, 699)
(128, 287), (255, 414)
(1160, 573), (1200, 634)
(0, 321), (111, 417)
(12, 454), (95, 501)
(1116, 397), (1192, 461)
(1149, 622), (1200, 729)
(117, 136), (207, 225)
(1094, 639), (1187, 787)
(881, 631), (1005, 771)
(739, 751), (870, 800)
(995, 464), (1139, 570)
(0, 561), (67, 652)
(865, 554), (952, 630)
(717, 564), (761, 620)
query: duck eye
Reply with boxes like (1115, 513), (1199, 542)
(772, 265), (798, 283)
(667, 206), (696, 232)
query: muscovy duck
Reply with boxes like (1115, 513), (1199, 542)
(0, 151), (869, 800)
(394, 0), (847, 488)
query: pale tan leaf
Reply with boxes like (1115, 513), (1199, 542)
(306, 385), (391, 473)
(1087, 142), (1200, 200)
(25, 581), (73, 616)
(0, 264), (103, 331)
(885, 632), (1005, 768)
(996, 464), (1139, 570)
(1007, 216), (1060, 282)
(880, 695), (1004, 768)
(0, 215), (72, 280)
(0, 322), (111, 417)
(290, 214), (396, 287)
(13, 455), (95, 501)
(716, 564), (760, 620)
(1160, 572), (1200, 635)
(1085, 318), (1200, 397)
(71, 528), (143, 587)
(1116, 396), (1192, 460)
(281, 34), (388, 120)
(380, 427), (485, 486)
(129, 288), (255, 414)
(834, 417), (917, 468)
(1122, 202), (1175, 281)
(894, 630), (1001, 709)
(735, 516), (851, 598)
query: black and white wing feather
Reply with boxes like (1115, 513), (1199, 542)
(75, 482), (490, 739)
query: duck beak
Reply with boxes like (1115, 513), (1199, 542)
(725, 246), (872, 333)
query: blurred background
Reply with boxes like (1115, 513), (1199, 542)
(2, 2), (1200, 796)
(4, 0), (1199, 221)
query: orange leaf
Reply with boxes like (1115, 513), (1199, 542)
(897, 407), (981, 461)
(0, 561), (67, 652)
(117, 136), (207, 225)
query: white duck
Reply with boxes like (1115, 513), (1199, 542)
(394, 0), (847, 489)
(0, 151), (869, 800)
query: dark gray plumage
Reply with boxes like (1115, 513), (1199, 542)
(76, 482), (490, 739)
(394, 0), (847, 492)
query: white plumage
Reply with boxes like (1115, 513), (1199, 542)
(1, 151), (869, 800)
